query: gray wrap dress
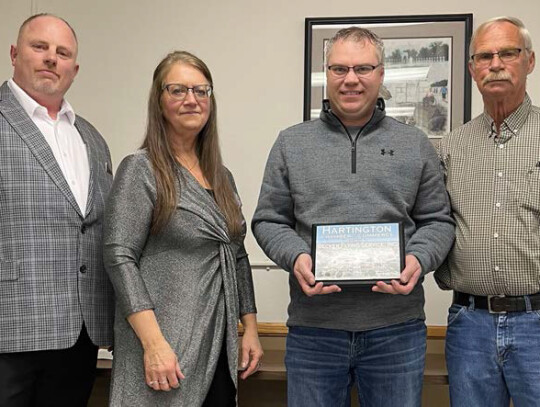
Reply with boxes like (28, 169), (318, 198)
(103, 151), (256, 406)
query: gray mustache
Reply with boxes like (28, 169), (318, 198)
(482, 72), (512, 85)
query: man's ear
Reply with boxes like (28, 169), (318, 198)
(527, 50), (535, 75)
(468, 61), (477, 83)
(10, 45), (17, 66)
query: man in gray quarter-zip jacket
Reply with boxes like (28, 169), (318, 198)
(252, 26), (455, 407)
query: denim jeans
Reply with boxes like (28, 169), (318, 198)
(446, 298), (540, 407)
(285, 319), (426, 407)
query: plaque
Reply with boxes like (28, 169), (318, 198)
(312, 222), (404, 285)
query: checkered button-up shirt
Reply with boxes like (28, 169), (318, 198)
(435, 94), (540, 296)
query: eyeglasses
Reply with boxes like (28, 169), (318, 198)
(327, 64), (382, 78)
(470, 48), (523, 67)
(162, 83), (213, 101)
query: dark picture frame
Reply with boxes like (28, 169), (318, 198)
(304, 14), (473, 138)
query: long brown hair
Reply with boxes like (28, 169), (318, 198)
(141, 51), (242, 237)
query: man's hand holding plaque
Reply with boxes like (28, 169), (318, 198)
(372, 254), (422, 295)
(294, 253), (341, 296)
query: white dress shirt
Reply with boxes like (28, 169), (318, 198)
(8, 79), (90, 214)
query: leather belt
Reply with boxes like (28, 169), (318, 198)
(453, 291), (540, 313)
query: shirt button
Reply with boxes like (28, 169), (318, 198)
(494, 266), (500, 271)
(495, 203), (501, 208)
(497, 172), (503, 177)
(494, 233), (499, 238)
(498, 144), (505, 149)
(79, 265), (87, 273)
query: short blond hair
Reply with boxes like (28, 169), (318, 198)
(325, 26), (385, 64)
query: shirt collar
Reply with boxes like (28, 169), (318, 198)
(7, 78), (76, 125)
(481, 94), (532, 143)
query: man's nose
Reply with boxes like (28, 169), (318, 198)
(344, 68), (360, 83)
(489, 54), (504, 70)
(43, 49), (57, 66)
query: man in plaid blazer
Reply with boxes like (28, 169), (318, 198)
(0, 14), (114, 406)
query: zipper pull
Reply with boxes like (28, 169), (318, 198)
(351, 144), (356, 174)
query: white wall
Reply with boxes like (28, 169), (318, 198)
(2, 0), (540, 324)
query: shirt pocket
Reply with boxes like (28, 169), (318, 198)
(0, 259), (20, 282)
(520, 166), (540, 213)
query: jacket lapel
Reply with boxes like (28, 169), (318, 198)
(0, 82), (83, 218)
(76, 120), (96, 218)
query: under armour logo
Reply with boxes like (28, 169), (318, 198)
(381, 149), (394, 156)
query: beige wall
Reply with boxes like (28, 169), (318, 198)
(2, 0), (540, 324)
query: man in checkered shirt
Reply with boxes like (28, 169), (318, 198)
(435, 16), (540, 407)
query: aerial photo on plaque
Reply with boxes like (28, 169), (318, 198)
(313, 222), (403, 282)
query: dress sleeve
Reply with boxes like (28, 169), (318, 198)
(103, 153), (157, 318)
(236, 246), (257, 316)
(226, 168), (257, 316)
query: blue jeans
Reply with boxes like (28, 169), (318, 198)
(285, 319), (426, 407)
(446, 299), (540, 407)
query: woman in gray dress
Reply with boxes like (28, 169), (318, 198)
(104, 51), (263, 406)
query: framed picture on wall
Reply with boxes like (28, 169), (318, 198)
(304, 14), (473, 138)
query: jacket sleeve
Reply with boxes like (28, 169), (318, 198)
(103, 154), (156, 318)
(405, 137), (455, 275)
(251, 134), (310, 272)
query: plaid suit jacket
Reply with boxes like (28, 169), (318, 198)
(0, 81), (114, 352)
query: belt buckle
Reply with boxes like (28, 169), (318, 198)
(487, 295), (506, 314)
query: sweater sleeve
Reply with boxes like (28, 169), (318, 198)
(103, 153), (156, 318)
(251, 134), (311, 272)
(405, 137), (455, 275)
